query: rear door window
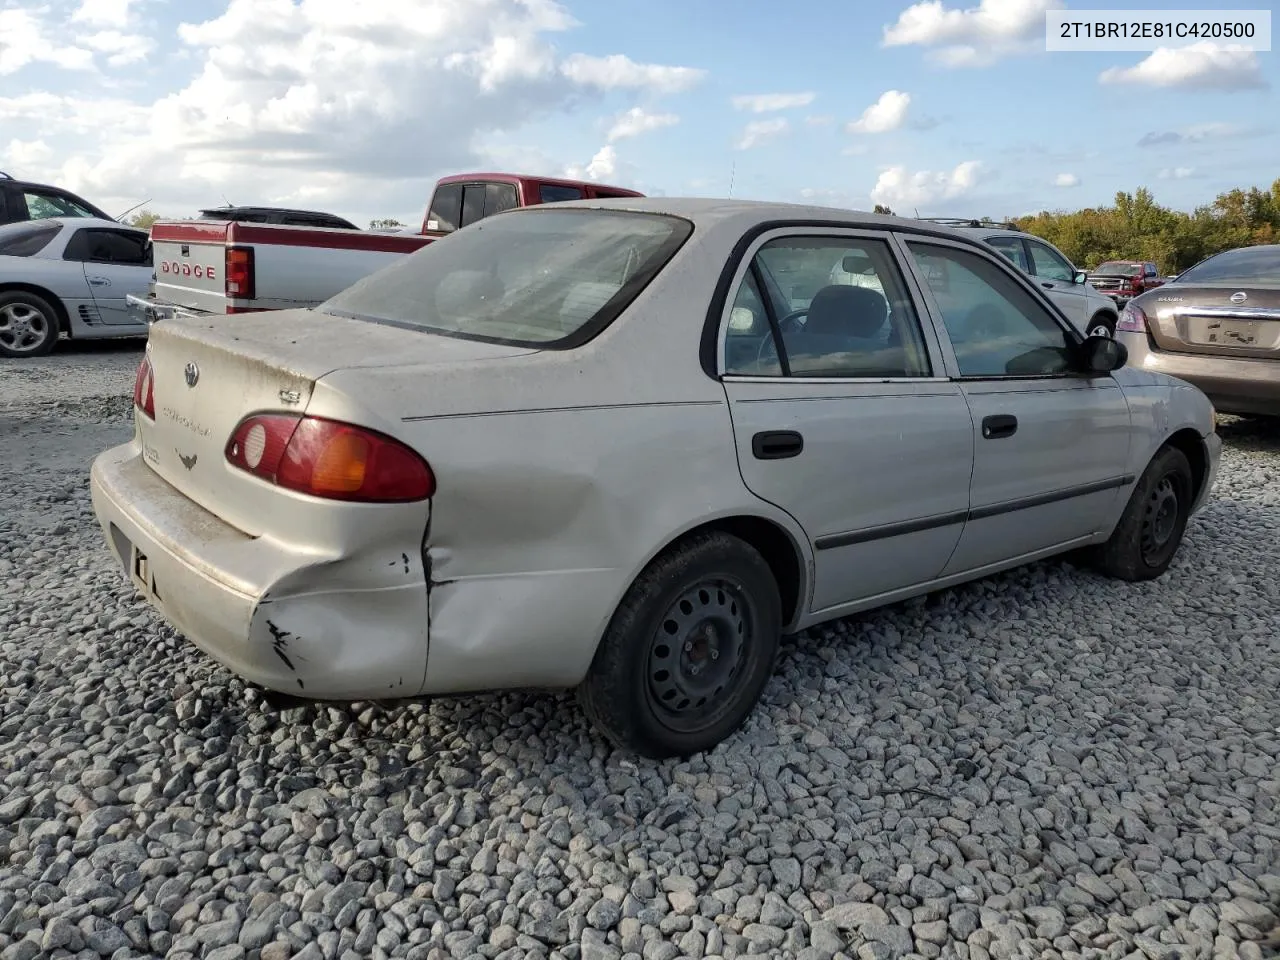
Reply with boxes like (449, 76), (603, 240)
(23, 189), (96, 220)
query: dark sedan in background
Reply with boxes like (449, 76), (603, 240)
(1116, 244), (1279, 418)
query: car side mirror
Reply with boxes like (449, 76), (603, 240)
(1080, 334), (1126, 374)
(1073, 269), (1088, 285)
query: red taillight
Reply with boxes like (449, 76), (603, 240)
(1117, 302), (1148, 333)
(225, 245), (255, 300)
(225, 414), (435, 502)
(133, 356), (155, 419)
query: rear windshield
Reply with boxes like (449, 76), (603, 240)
(1176, 246), (1280, 285)
(320, 208), (692, 348)
(1094, 261), (1141, 276)
(0, 220), (63, 257)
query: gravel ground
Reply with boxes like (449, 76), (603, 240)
(1, 342), (1278, 960)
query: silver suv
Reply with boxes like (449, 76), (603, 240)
(919, 219), (1119, 338)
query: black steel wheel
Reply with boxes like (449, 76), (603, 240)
(578, 530), (782, 758)
(1090, 444), (1195, 581)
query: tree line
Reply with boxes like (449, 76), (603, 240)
(879, 180), (1280, 275)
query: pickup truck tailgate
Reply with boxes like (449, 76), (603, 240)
(152, 221), (232, 313)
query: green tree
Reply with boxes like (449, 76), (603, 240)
(873, 204), (894, 216)
(1013, 178), (1280, 274)
(369, 218), (405, 229)
(126, 210), (164, 229)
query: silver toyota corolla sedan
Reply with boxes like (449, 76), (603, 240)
(0, 216), (153, 358)
(89, 198), (1221, 758)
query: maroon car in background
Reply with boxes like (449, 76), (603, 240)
(1089, 260), (1164, 307)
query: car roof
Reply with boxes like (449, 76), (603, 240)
(0, 215), (134, 232)
(507, 195), (978, 241)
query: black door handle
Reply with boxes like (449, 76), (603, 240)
(981, 415), (1018, 440)
(752, 430), (803, 460)
(1041, 281), (1054, 288)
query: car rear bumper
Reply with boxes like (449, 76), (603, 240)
(89, 439), (431, 699)
(126, 294), (214, 326)
(1118, 332), (1280, 416)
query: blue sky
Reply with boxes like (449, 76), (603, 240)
(1, 0), (1276, 225)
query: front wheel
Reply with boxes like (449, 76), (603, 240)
(1086, 312), (1117, 339)
(577, 531), (782, 759)
(1088, 445), (1194, 581)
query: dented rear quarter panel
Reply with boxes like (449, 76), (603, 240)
(305, 219), (814, 694)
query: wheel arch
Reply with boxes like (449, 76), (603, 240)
(0, 282), (71, 335)
(624, 512), (810, 634)
(1163, 426), (1210, 506)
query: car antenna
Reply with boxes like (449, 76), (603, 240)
(112, 198), (152, 221)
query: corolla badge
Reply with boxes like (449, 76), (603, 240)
(184, 361), (199, 387)
(1230, 291), (1248, 303)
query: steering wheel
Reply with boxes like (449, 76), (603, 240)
(756, 309), (808, 369)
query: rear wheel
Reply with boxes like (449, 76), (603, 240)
(1089, 445), (1194, 581)
(1086, 312), (1116, 339)
(0, 291), (60, 358)
(577, 531), (782, 759)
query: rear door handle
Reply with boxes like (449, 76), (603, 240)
(87, 277), (111, 287)
(752, 430), (804, 460)
(981, 415), (1018, 440)
(1040, 281), (1054, 289)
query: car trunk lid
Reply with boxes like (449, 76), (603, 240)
(1142, 285), (1280, 360)
(150, 221), (232, 313)
(137, 309), (533, 537)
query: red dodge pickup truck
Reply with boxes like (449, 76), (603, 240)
(133, 172), (644, 320)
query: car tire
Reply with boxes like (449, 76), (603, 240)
(0, 290), (61, 358)
(577, 530), (782, 759)
(1089, 445), (1194, 582)
(1086, 312), (1117, 338)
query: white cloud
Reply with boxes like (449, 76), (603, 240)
(735, 118), (789, 150)
(606, 107), (678, 142)
(847, 90), (912, 134)
(78, 29), (155, 67)
(0, 8), (94, 74)
(71, 0), (142, 27)
(731, 92), (816, 113)
(883, 0), (1064, 66)
(561, 53), (705, 94)
(2, 138), (54, 170)
(1100, 42), (1267, 91)
(870, 160), (982, 208)
(564, 144), (621, 182)
(1158, 166), (1196, 179)
(4, 0), (702, 222)
(1053, 172), (1078, 187)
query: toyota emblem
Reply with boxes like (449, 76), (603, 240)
(1230, 291), (1248, 303)
(184, 361), (199, 387)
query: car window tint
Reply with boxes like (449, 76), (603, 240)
(540, 184), (583, 203)
(484, 182), (519, 217)
(1026, 240), (1074, 283)
(64, 228), (151, 265)
(426, 184), (462, 232)
(725, 236), (932, 378)
(460, 185), (487, 228)
(0, 220), (63, 256)
(985, 237), (1028, 271)
(906, 241), (1075, 378)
